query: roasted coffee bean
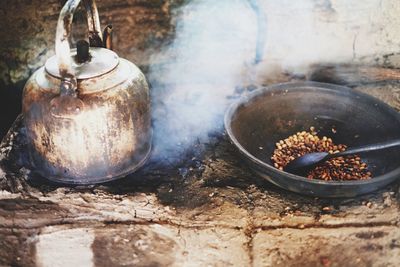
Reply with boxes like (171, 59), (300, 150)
(271, 127), (372, 181)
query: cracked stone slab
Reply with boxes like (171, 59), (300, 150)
(1, 117), (399, 230)
(252, 226), (400, 267)
(0, 83), (400, 266)
(28, 224), (250, 267)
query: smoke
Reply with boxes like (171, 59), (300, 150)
(145, 0), (398, 161)
(149, 0), (262, 160)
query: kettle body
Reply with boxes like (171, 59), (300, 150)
(22, 0), (151, 184)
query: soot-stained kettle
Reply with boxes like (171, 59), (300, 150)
(22, 0), (151, 184)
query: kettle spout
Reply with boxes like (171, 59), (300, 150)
(103, 25), (113, 50)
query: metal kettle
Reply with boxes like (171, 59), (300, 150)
(22, 0), (151, 184)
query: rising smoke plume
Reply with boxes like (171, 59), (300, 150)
(148, 0), (389, 161)
(149, 0), (263, 160)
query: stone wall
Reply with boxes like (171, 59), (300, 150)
(0, 0), (182, 87)
(257, 0), (400, 71)
(0, 0), (400, 138)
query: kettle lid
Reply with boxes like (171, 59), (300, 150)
(45, 47), (119, 80)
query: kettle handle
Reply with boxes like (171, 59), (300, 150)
(55, 0), (103, 96)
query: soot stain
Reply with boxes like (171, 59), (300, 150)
(91, 227), (177, 267)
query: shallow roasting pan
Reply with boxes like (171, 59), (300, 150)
(225, 82), (400, 198)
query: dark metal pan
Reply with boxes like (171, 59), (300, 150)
(224, 82), (400, 197)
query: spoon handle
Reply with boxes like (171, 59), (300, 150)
(336, 139), (400, 157)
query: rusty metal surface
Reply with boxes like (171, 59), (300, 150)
(82, 0), (103, 47)
(22, 58), (151, 183)
(45, 47), (119, 80)
(21, 0), (152, 184)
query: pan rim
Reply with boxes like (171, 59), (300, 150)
(224, 81), (400, 187)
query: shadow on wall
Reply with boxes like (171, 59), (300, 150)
(0, 84), (23, 140)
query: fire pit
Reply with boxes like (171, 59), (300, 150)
(225, 82), (400, 197)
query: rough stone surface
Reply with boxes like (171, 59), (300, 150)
(1, 0), (400, 266)
(0, 0), (181, 87)
(0, 82), (400, 266)
(1, 0), (400, 88)
(252, 226), (400, 267)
